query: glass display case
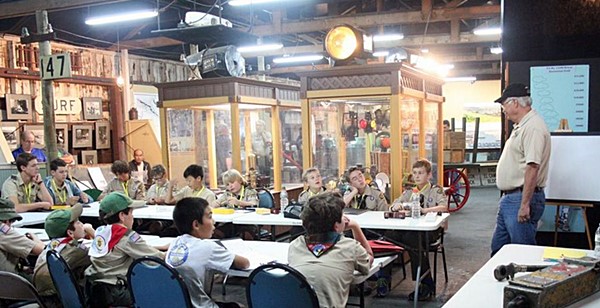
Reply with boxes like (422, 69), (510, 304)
(298, 63), (445, 200)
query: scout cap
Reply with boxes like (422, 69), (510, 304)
(100, 192), (145, 218)
(45, 204), (83, 238)
(494, 83), (530, 103)
(0, 198), (21, 221)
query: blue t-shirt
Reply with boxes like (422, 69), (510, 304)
(12, 147), (47, 162)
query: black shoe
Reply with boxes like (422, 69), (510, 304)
(408, 283), (433, 301)
(349, 285), (373, 297)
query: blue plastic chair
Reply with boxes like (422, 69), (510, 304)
(257, 188), (275, 209)
(246, 263), (319, 308)
(0, 271), (46, 307)
(127, 256), (192, 308)
(46, 250), (86, 308)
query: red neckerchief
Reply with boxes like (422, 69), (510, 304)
(305, 232), (341, 258)
(108, 224), (128, 251)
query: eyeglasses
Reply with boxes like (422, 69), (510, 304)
(501, 99), (515, 109)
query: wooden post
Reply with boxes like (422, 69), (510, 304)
(36, 10), (57, 163)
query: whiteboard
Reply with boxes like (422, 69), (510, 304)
(545, 134), (600, 202)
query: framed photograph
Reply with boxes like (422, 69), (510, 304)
(81, 150), (98, 165)
(6, 94), (32, 120)
(72, 124), (93, 148)
(95, 121), (110, 149)
(55, 124), (69, 149)
(23, 124), (45, 148)
(82, 97), (103, 120)
(1, 122), (20, 150)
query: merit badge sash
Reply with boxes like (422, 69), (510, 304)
(89, 224), (128, 257)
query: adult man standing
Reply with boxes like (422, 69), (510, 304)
(129, 149), (151, 189)
(12, 131), (47, 162)
(491, 83), (551, 256)
(2, 153), (53, 212)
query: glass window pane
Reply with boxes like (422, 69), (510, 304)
(280, 107), (303, 186)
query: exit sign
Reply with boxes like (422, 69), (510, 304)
(40, 53), (72, 80)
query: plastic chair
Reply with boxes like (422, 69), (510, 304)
(83, 188), (102, 201)
(429, 229), (448, 291)
(246, 263), (319, 308)
(0, 271), (47, 308)
(127, 256), (192, 308)
(46, 250), (86, 308)
(257, 188), (275, 209)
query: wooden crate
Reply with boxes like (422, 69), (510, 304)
(371, 152), (390, 175)
(444, 149), (465, 163)
(443, 132), (466, 149)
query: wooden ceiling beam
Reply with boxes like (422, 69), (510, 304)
(113, 37), (183, 50)
(0, 0), (129, 19)
(248, 5), (500, 36)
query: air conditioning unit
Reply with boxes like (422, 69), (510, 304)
(184, 11), (232, 28)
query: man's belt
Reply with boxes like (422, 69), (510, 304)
(502, 186), (544, 195)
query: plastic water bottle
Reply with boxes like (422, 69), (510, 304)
(594, 224), (600, 257)
(410, 188), (421, 219)
(280, 187), (289, 208)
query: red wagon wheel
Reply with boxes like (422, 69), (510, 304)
(443, 168), (470, 212)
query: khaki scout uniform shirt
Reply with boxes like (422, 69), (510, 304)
(496, 110), (551, 191)
(2, 173), (44, 204)
(297, 187), (326, 205)
(85, 228), (164, 285)
(33, 239), (91, 296)
(345, 185), (388, 211)
(174, 186), (217, 203)
(392, 183), (447, 209)
(146, 181), (170, 203)
(101, 178), (146, 200)
(0, 223), (35, 273)
(216, 185), (258, 208)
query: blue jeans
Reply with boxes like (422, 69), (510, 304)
(491, 190), (545, 256)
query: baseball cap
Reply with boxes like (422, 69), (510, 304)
(0, 198), (21, 221)
(494, 83), (530, 103)
(45, 204), (83, 238)
(100, 192), (145, 218)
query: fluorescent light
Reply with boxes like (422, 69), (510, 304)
(490, 46), (503, 54)
(373, 33), (404, 42)
(85, 10), (158, 25)
(372, 51), (389, 57)
(421, 48), (429, 53)
(273, 55), (323, 64)
(237, 43), (283, 53)
(229, 0), (284, 6)
(473, 27), (502, 36)
(445, 76), (476, 82)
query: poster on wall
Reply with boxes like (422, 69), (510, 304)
(530, 65), (589, 132)
(134, 92), (161, 146)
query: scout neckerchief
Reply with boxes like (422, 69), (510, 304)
(89, 224), (128, 257)
(354, 191), (367, 209)
(155, 183), (166, 198)
(416, 182), (431, 194)
(51, 179), (67, 204)
(48, 236), (73, 253)
(192, 186), (206, 197)
(121, 181), (129, 198)
(24, 182), (33, 204)
(307, 186), (325, 198)
(305, 232), (341, 258)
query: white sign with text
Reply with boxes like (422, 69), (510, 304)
(34, 97), (82, 115)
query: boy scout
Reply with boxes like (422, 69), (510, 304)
(2, 152), (53, 212)
(388, 159), (448, 301)
(343, 166), (388, 211)
(33, 204), (95, 306)
(297, 167), (327, 205)
(85, 192), (164, 308)
(98, 160), (145, 201)
(0, 198), (45, 276)
(166, 164), (216, 204)
(45, 158), (91, 205)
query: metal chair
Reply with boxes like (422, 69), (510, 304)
(430, 229), (448, 289)
(0, 271), (47, 308)
(46, 250), (86, 308)
(127, 256), (192, 308)
(246, 263), (319, 308)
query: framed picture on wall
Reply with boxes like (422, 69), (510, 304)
(95, 121), (110, 149)
(81, 150), (98, 165)
(1, 122), (20, 150)
(6, 94), (33, 120)
(23, 124), (45, 148)
(82, 97), (103, 120)
(55, 124), (69, 150)
(72, 124), (93, 148)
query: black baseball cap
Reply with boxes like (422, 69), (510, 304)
(494, 83), (530, 103)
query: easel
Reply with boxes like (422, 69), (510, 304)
(546, 201), (593, 249)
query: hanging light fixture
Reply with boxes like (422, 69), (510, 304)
(324, 25), (373, 63)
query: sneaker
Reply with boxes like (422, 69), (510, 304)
(375, 277), (390, 297)
(408, 283), (433, 301)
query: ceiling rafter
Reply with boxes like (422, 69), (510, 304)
(0, 0), (130, 19)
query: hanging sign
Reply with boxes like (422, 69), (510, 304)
(40, 53), (72, 80)
(34, 96), (82, 115)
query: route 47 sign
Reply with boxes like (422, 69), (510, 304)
(40, 53), (72, 80)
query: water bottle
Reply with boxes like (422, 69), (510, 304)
(594, 224), (600, 257)
(410, 188), (421, 219)
(280, 187), (289, 209)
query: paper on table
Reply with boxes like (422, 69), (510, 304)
(543, 247), (587, 261)
(221, 239), (277, 270)
(88, 167), (108, 191)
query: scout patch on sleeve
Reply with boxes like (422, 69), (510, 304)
(167, 242), (189, 267)
(129, 232), (141, 243)
(0, 223), (10, 234)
